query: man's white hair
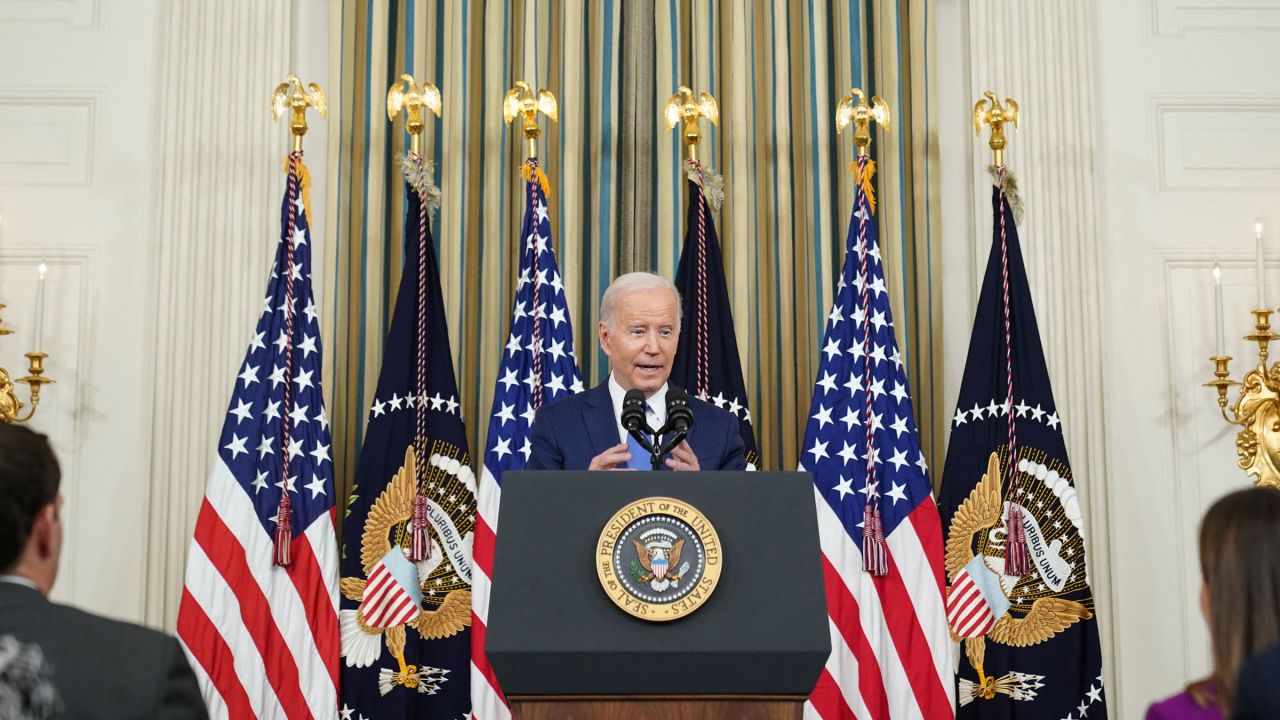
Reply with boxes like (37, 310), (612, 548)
(600, 272), (682, 329)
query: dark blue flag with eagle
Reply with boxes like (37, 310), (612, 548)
(670, 164), (760, 469)
(938, 170), (1106, 720)
(338, 157), (475, 720)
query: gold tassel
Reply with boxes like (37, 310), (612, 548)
(281, 156), (315, 228)
(848, 158), (878, 214)
(520, 163), (553, 198)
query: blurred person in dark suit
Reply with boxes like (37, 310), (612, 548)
(0, 423), (207, 719)
(1232, 640), (1280, 719)
(1147, 487), (1280, 720)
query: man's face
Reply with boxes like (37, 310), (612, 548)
(599, 287), (680, 396)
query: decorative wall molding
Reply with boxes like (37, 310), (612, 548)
(0, 0), (98, 29)
(962, 0), (1116, 707)
(142, 0), (293, 629)
(1159, 252), (1278, 681)
(0, 88), (99, 186)
(1152, 0), (1280, 36)
(1153, 96), (1280, 191)
(0, 247), (93, 604)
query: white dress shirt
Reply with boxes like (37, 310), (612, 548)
(0, 574), (40, 592)
(607, 373), (668, 444)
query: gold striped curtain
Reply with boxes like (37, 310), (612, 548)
(324, 0), (940, 498)
(651, 0), (941, 473)
(324, 0), (624, 498)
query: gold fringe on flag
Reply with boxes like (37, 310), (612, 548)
(520, 162), (552, 199)
(849, 158), (878, 214)
(281, 156), (315, 228)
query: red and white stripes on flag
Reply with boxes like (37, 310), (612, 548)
(361, 563), (420, 630)
(470, 467), (510, 720)
(946, 571), (998, 639)
(179, 462), (340, 719)
(806, 489), (955, 720)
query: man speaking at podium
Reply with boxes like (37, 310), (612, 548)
(529, 272), (747, 471)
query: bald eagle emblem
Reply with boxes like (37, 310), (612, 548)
(946, 450), (1095, 706)
(631, 529), (688, 592)
(339, 445), (475, 696)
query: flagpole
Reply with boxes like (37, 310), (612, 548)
(268, 75), (325, 566)
(665, 87), (721, 402)
(834, 88), (892, 576)
(972, 90), (1038, 577)
(388, 75), (443, 563)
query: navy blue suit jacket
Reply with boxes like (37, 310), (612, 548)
(528, 382), (747, 471)
(1234, 641), (1280, 719)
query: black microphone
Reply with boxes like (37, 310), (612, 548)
(659, 387), (695, 453)
(621, 389), (656, 458)
(621, 389), (649, 433)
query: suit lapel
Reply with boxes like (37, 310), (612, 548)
(581, 382), (620, 459)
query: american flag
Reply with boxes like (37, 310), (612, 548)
(178, 154), (340, 719)
(800, 156), (955, 720)
(470, 158), (582, 720)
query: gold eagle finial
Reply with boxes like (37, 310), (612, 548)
(272, 75), (327, 153)
(836, 88), (890, 158)
(664, 86), (719, 162)
(387, 75), (442, 158)
(973, 90), (1020, 166)
(503, 81), (558, 159)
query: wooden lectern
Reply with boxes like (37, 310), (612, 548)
(487, 471), (829, 720)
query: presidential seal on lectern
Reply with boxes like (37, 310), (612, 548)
(596, 496), (722, 621)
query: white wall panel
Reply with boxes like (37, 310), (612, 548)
(1156, 97), (1280, 190)
(1153, 0), (1280, 36)
(0, 89), (98, 185)
(0, 0), (98, 28)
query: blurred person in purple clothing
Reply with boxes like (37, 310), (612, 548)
(1146, 487), (1280, 720)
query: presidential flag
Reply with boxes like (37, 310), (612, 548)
(800, 156), (954, 720)
(938, 169), (1106, 719)
(177, 153), (340, 718)
(338, 157), (476, 718)
(471, 158), (583, 720)
(670, 162), (759, 469)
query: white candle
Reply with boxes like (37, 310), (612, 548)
(34, 262), (47, 352)
(1215, 262), (1225, 356)
(1256, 219), (1266, 309)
